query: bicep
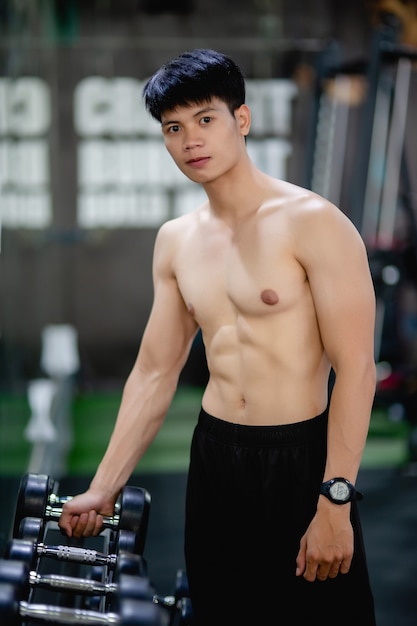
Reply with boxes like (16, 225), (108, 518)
(304, 214), (376, 369)
(135, 225), (199, 376)
(139, 277), (199, 374)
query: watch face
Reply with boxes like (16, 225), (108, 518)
(329, 480), (350, 501)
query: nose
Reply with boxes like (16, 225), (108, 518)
(183, 128), (202, 150)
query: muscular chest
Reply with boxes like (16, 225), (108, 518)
(175, 224), (307, 323)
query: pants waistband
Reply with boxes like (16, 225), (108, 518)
(197, 406), (328, 447)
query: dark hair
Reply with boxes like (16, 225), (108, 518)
(143, 49), (246, 122)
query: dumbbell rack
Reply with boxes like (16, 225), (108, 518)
(0, 473), (193, 626)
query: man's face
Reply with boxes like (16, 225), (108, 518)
(160, 97), (249, 184)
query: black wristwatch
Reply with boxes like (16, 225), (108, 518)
(320, 477), (363, 504)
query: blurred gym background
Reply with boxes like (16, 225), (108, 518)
(1, 1), (417, 623)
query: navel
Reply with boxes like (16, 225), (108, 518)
(187, 302), (195, 317)
(261, 288), (279, 305)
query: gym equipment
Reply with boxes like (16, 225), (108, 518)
(304, 15), (417, 463)
(171, 570), (189, 605)
(152, 569), (192, 626)
(0, 558), (153, 600)
(16, 517), (141, 566)
(170, 597), (193, 626)
(111, 568), (192, 626)
(16, 516), (48, 542)
(6, 473), (192, 624)
(6, 538), (147, 578)
(0, 580), (168, 625)
(0, 559), (190, 625)
(13, 473), (151, 554)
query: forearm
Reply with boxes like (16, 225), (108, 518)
(324, 360), (376, 483)
(89, 366), (179, 498)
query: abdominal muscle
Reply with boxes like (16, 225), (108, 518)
(200, 317), (331, 426)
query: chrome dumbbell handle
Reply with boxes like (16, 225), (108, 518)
(19, 600), (119, 624)
(36, 542), (117, 567)
(49, 494), (121, 513)
(45, 505), (121, 529)
(29, 570), (118, 595)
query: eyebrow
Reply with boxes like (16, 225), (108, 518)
(161, 106), (217, 127)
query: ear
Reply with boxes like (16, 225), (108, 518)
(235, 104), (251, 136)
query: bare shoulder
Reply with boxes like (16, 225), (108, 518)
(157, 209), (199, 239)
(152, 206), (206, 277)
(287, 184), (358, 233)
(155, 206), (203, 249)
(274, 182), (366, 256)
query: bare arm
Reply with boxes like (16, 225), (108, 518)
(59, 222), (198, 537)
(294, 196), (376, 581)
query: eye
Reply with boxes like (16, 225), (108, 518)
(167, 124), (180, 133)
(200, 116), (211, 125)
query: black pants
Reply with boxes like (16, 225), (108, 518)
(184, 407), (376, 626)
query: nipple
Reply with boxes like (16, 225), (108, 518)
(261, 289), (279, 305)
(187, 302), (195, 317)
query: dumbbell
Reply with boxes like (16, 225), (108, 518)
(171, 597), (193, 626)
(0, 559), (175, 623)
(172, 570), (189, 603)
(15, 517), (145, 567)
(6, 538), (148, 578)
(13, 522), (144, 612)
(0, 558), (154, 602)
(0, 580), (168, 625)
(152, 569), (193, 626)
(13, 473), (151, 553)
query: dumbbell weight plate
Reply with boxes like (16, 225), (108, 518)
(111, 529), (140, 556)
(118, 487), (151, 548)
(5, 539), (37, 570)
(17, 517), (45, 543)
(105, 573), (154, 614)
(176, 597), (193, 626)
(174, 569), (190, 602)
(106, 551), (148, 610)
(113, 553), (148, 580)
(0, 560), (30, 600)
(0, 583), (20, 626)
(13, 474), (55, 537)
(120, 596), (168, 626)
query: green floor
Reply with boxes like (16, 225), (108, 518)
(0, 385), (411, 476)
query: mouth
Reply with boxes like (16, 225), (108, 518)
(186, 156), (210, 168)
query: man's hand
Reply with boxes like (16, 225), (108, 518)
(295, 498), (354, 582)
(58, 490), (118, 538)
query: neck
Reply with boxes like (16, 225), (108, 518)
(202, 160), (268, 225)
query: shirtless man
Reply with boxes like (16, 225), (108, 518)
(59, 49), (377, 625)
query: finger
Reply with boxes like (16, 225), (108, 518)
(71, 512), (89, 538)
(328, 548), (352, 578)
(80, 511), (105, 538)
(303, 559), (320, 582)
(81, 511), (99, 537)
(315, 563), (331, 582)
(58, 514), (75, 537)
(91, 514), (104, 537)
(295, 538), (307, 577)
(328, 560), (343, 579)
(74, 512), (102, 538)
